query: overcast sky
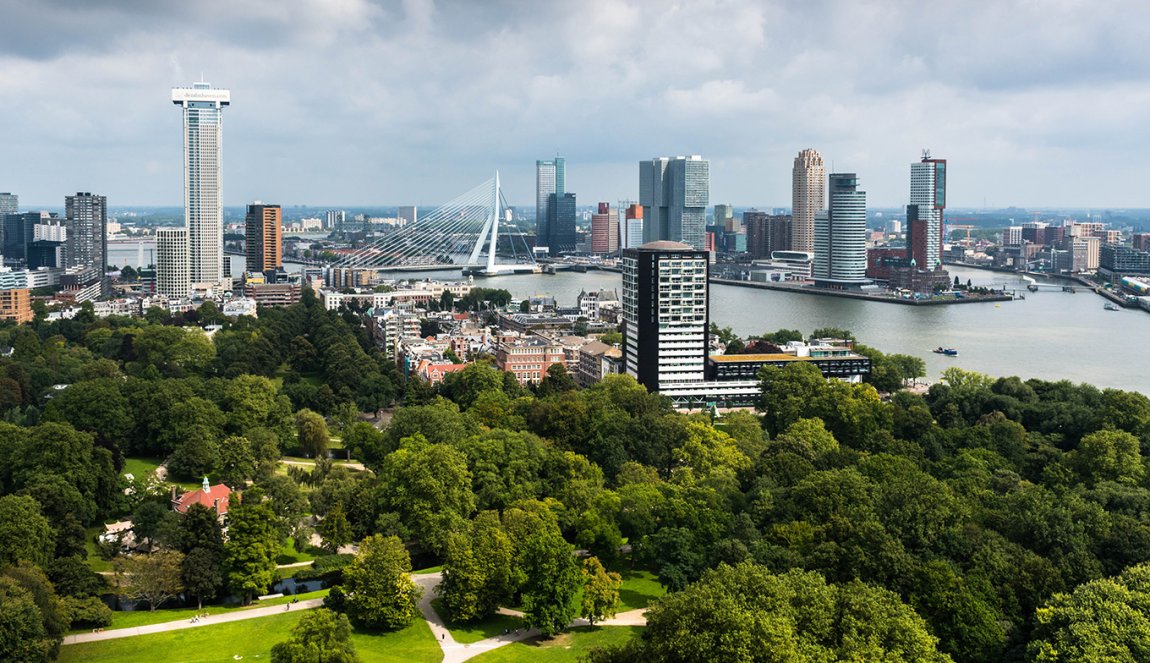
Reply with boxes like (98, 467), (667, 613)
(2, 0), (1148, 209)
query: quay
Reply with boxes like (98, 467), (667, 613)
(709, 277), (1014, 306)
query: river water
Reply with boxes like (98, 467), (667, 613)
(107, 243), (1150, 393)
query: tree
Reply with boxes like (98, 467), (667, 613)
(0, 576), (56, 662)
(759, 328), (804, 344)
(318, 502), (354, 553)
(216, 435), (257, 488)
(0, 494), (55, 567)
(182, 547), (224, 610)
(333, 534), (421, 631)
(114, 550), (185, 611)
(1070, 429), (1144, 486)
(518, 518), (580, 636)
(132, 500), (181, 548)
(1030, 562), (1150, 662)
(438, 511), (514, 622)
(226, 497), (281, 605)
(379, 436), (476, 556)
(537, 363), (577, 397)
(636, 563), (951, 662)
(271, 608), (359, 663)
(296, 409), (331, 459)
(580, 557), (621, 625)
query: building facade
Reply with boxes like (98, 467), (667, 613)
(745, 211), (791, 259)
(813, 173), (868, 284)
(245, 203), (282, 275)
(0, 193), (16, 218)
(640, 156), (709, 250)
(0, 287), (32, 324)
(172, 82), (230, 288)
(621, 203), (644, 250)
(156, 227), (190, 298)
(535, 157), (566, 250)
(64, 192), (108, 294)
(590, 202), (618, 253)
(546, 192), (577, 254)
(792, 148), (825, 254)
(622, 241), (709, 391)
(906, 154), (947, 270)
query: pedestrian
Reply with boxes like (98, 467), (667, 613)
(441, 633), (445, 641)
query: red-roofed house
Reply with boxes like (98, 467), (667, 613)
(416, 359), (468, 385)
(172, 477), (232, 519)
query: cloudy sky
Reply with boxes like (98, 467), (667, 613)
(1, 0), (1147, 209)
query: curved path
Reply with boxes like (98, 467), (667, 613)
(61, 598), (325, 645)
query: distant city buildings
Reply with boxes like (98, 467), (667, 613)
(397, 206), (417, 226)
(907, 153), (947, 270)
(792, 149), (825, 254)
(620, 203), (644, 250)
(640, 156), (709, 251)
(813, 173), (868, 285)
(172, 81), (230, 289)
(0, 193), (16, 217)
(245, 203), (282, 275)
(546, 192), (577, 254)
(745, 211), (791, 259)
(590, 202), (618, 254)
(65, 192), (108, 294)
(326, 209), (346, 233)
(535, 157), (566, 251)
(0, 286), (31, 324)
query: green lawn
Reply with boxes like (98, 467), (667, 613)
(615, 569), (665, 611)
(68, 589), (330, 633)
(60, 609), (440, 663)
(470, 626), (642, 662)
(83, 526), (114, 573)
(431, 598), (522, 644)
(121, 457), (163, 481)
(277, 537), (322, 565)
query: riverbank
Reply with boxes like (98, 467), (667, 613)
(709, 278), (1013, 306)
(946, 262), (1145, 311)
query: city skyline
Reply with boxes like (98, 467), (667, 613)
(4, 2), (1150, 208)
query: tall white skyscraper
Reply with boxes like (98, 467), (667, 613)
(156, 227), (190, 297)
(792, 149), (825, 254)
(639, 155), (709, 250)
(172, 81), (230, 287)
(536, 157), (565, 248)
(907, 154), (947, 270)
(813, 173), (868, 284)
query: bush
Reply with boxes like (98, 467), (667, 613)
(294, 554), (355, 582)
(60, 595), (113, 628)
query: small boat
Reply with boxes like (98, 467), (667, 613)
(933, 347), (959, 356)
(1104, 303), (1120, 311)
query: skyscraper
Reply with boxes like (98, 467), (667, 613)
(906, 153), (947, 270)
(792, 149), (825, 254)
(245, 203), (282, 275)
(622, 241), (710, 391)
(2, 212), (42, 264)
(172, 81), (230, 287)
(326, 209), (346, 233)
(591, 202), (618, 254)
(713, 204), (733, 230)
(744, 211), (792, 259)
(621, 203), (644, 249)
(813, 173), (868, 284)
(0, 193), (16, 218)
(640, 156), (709, 250)
(546, 192), (577, 254)
(65, 192), (108, 293)
(535, 157), (566, 249)
(156, 227), (190, 297)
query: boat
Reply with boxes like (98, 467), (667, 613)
(1104, 303), (1121, 311)
(933, 347), (959, 356)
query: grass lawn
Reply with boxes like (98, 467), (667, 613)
(413, 564), (443, 574)
(121, 457), (162, 480)
(83, 526), (114, 573)
(276, 537), (322, 565)
(60, 609), (440, 663)
(68, 589), (330, 633)
(431, 598), (522, 644)
(470, 626), (642, 662)
(615, 569), (665, 611)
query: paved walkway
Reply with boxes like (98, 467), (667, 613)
(413, 571), (648, 663)
(61, 598), (325, 645)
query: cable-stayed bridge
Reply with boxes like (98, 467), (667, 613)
(329, 173), (539, 275)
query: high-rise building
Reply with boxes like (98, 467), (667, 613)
(172, 81), (230, 287)
(744, 211), (791, 259)
(326, 209), (346, 233)
(546, 192), (577, 254)
(2, 212), (44, 264)
(0, 288), (32, 324)
(0, 193), (16, 218)
(906, 153), (947, 270)
(1003, 226), (1023, 246)
(397, 206), (417, 226)
(536, 157), (566, 248)
(713, 204), (733, 230)
(620, 203), (644, 249)
(156, 227), (190, 298)
(64, 192), (108, 294)
(813, 173), (868, 284)
(622, 241), (710, 391)
(591, 202), (618, 254)
(792, 149), (825, 254)
(245, 203), (282, 275)
(640, 156), (709, 250)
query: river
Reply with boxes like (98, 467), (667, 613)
(106, 242), (1150, 393)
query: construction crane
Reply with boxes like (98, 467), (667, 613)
(945, 217), (982, 245)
